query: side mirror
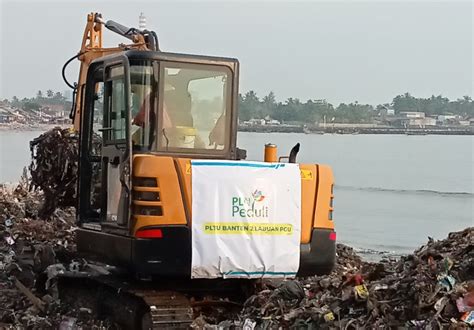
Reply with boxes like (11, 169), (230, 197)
(236, 148), (247, 160)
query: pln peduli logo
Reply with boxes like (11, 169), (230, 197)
(232, 189), (269, 218)
(251, 189), (265, 203)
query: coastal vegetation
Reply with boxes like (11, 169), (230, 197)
(4, 90), (70, 112)
(2, 91), (473, 124)
(239, 92), (474, 123)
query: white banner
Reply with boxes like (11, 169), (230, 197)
(191, 160), (301, 279)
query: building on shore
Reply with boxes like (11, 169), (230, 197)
(317, 123), (381, 129)
(383, 112), (436, 128)
(241, 117), (281, 126)
(401, 117), (436, 128)
(436, 114), (467, 126)
(0, 107), (14, 123)
(399, 111), (425, 119)
(40, 104), (67, 118)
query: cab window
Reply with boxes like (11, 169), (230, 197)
(158, 64), (231, 152)
(129, 62), (158, 150)
(104, 65), (127, 142)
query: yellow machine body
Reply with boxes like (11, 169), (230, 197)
(73, 13), (336, 277)
(132, 156), (334, 244)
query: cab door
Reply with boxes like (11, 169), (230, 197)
(101, 58), (132, 231)
(77, 63), (105, 224)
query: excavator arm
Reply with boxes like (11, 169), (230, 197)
(65, 12), (158, 130)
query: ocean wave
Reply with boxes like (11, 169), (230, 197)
(335, 185), (473, 197)
(353, 247), (394, 255)
(340, 245), (407, 262)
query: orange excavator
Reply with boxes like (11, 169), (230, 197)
(61, 12), (336, 327)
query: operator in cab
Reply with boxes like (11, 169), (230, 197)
(131, 84), (225, 150)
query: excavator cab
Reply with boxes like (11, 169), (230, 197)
(77, 50), (243, 275)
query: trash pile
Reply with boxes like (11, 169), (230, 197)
(29, 127), (79, 218)
(0, 180), (79, 327)
(224, 228), (473, 329)
(1, 162), (473, 328)
(29, 127), (101, 219)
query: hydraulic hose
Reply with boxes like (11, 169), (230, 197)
(62, 52), (85, 89)
(62, 52), (85, 120)
(151, 31), (160, 51)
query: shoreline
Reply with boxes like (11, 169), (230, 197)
(1, 124), (473, 135)
(0, 123), (68, 132)
(239, 125), (474, 135)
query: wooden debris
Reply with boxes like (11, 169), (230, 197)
(14, 277), (45, 313)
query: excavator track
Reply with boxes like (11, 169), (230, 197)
(56, 270), (252, 329)
(134, 290), (193, 329)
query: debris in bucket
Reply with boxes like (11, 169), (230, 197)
(1, 166), (473, 327)
(29, 127), (79, 218)
(29, 127), (101, 218)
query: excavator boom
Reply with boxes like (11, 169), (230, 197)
(65, 13), (157, 130)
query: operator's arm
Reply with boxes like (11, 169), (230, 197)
(133, 94), (172, 128)
(209, 114), (226, 147)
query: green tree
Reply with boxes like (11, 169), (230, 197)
(239, 90), (262, 121)
(392, 92), (419, 113)
(23, 101), (41, 112)
(301, 99), (334, 123)
(54, 92), (65, 102)
(272, 98), (301, 122)
(262, 91), (277, 118)
(450, 96), (473, 117)
(11, 96), (19, 106)
(335, 103), (373, 123)
(46, 89), (54, 98)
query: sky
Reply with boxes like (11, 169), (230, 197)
(0, 0), (472, 105)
